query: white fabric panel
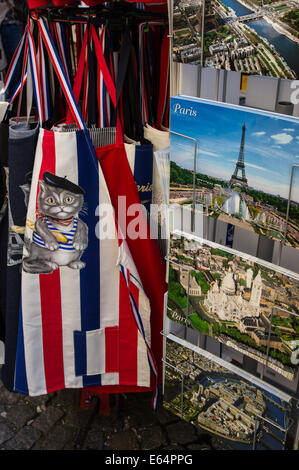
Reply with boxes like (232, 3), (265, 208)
(54, 131), (83, 389)
(21, 273), (46, 395)
(86, 328), (106, 376)
(144, 124), (170, 152)
(98, 161), (120, 386)
(21, 130), (46, 396)
(124, 143), (136, 173)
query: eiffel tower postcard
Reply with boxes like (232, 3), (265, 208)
(169, 95), (299, 275)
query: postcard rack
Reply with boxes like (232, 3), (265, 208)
(163, 127), (299, 449)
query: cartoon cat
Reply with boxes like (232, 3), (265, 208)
(23, 171), (88, 274)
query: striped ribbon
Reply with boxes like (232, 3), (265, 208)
(53, 22), (71, 85)
(0, 71), (29, 123)
(37, 16), (85, 130)
(27, 24), (44, 124)
(38, 29), (51, 121)
(0, 25), (28, 97)
(9, 73), (28, 105)
(120, 264), (159, 411)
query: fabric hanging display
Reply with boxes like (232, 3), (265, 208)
(0, 108), (9, 346)
(116, 27), (154, 213)
(0, 37), (30, 350)
(0, 17), (166, 411)
(1, 122), (39, 389)
(26, 0), (167, 8)
(0, 2), (170, 413)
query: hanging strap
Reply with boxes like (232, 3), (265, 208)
(156, 29), (169, 129)
(116, 26), (144, 142)
(16, 30), (29, 124)
(8, 73), (28, 105)
(65, 23), (123, 143)
(138, 22), (164, 126)
(37, 16), (85, 130)
(65, 25), (89, 124)
(27, 23), (44, 125)
(0, 24), (28, 98)
(38, 28), (51, 122)
(90, 25), (123, 144)
(53, 21), (71, 86)
(90, 25), (116, 108)
(97, 26), (106, 128)
(35, 16), (103, 178)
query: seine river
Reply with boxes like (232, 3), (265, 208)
(220, 0), (299, 77)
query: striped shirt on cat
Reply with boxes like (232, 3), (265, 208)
(32, 217), (78, 251)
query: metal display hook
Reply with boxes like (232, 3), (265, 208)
(278, 163), (299, 266)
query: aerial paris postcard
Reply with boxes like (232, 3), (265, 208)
(168, 96), (299, 385)
(172, 0), (299, 80)
(164, 338), (292, 449)
(167, 233), (299, 383)
(169, 96), (299, 273)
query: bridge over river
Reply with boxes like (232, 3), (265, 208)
(229, 10), (265, 23)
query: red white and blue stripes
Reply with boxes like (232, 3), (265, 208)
(13, 19), (157, 402)
(14, 128), (152, 396)
(38, 29), (51, 122)
(120, 262), (159, 410)
(53, 22), (71, 86)
(27, 23), (44, 124)
(0, 25), (28, 98)
(37, 17), (85, 131)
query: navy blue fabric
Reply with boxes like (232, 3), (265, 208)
(74, 330), (87, 377)
(13, 300), (29, 394)
(134, 144), (153, 213)
(0, 122), (8, 344)
(76, 130), (101, 387)
(1, 124), (38, 391)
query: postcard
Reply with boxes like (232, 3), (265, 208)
(167, 232), (299, 383)
(170, 96), (299, 273)
(172, 0), (299, 80)
(164, 337), (292, 449)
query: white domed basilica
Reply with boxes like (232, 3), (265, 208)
(204, 268), (262, 322)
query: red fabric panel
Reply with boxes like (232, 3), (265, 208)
(38, 131), (65, 393)
(39, 270), (65, 393)
(96, 143), (167, 384)
(118, 271), (138, 385)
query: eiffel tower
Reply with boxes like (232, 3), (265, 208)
(230, 123), (248, 189)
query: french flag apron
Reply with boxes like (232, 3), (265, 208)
(10, 18), (165, 409)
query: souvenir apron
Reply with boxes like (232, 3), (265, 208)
(10, 18), (164, 409)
